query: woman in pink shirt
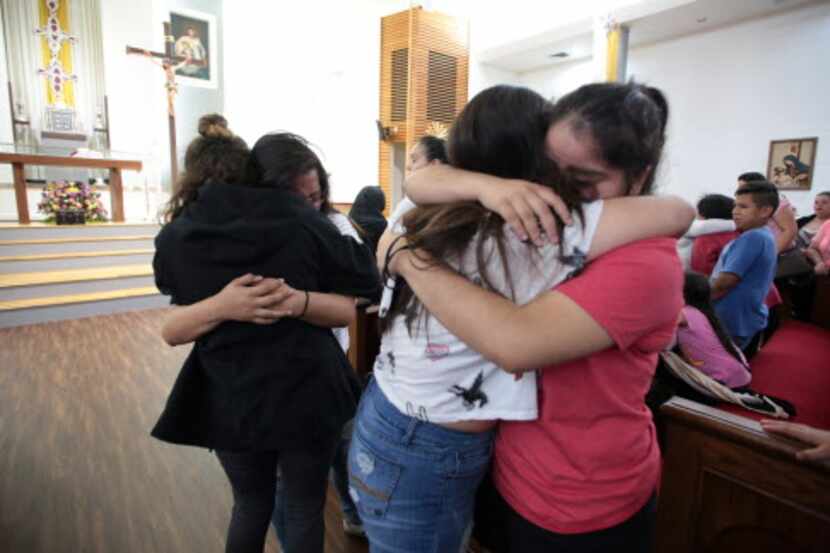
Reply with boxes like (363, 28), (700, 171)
(384, 81), (689, 552)
(677, 272), (751, 388)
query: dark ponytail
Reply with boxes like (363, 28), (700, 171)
(417, 135), (449, 164)
(551, 81), (668, 195)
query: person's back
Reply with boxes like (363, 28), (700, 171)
(691, 230), (739, 275)
(349, 186), (387, 254)
(680, 194), (736, 271)
(494, 238), (682, 534)
(677, 305), (751, 388)
(153, 183), (379, 450)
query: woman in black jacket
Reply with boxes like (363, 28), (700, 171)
(152, 129), (380, 553)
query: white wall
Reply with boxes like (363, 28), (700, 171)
(223, 0), (408, 203)
(99, 0), (165, 184)
(468, 20), (521, 97)
(0, 1), (13, 185)
(518, 2), (830, 216)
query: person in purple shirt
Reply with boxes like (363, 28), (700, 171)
(710, 181), (779, 354)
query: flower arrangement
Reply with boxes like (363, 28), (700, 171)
(37, 181), (108, 223)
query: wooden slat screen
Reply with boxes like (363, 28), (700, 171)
(426, 50), (457, 124)
(379, 7), (468, 214)
(391, 48), (409, 122)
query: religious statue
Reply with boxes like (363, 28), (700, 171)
(90, 109), (109, 152)
(13, 102), (36, 148)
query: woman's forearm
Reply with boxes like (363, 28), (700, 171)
(405, 164), (501, 205)
(775, 206), (798, 253)
(301, 293), (356, 327)
(396, 253), (611, 371)
(805, 247), (824, 266)
(162, 298), (223, 346)
(588, 195), (695, 259)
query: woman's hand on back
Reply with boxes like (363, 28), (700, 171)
(213, 273), (294, 324)
(405, 164), (571, 246)
(477, 179), (572, 246)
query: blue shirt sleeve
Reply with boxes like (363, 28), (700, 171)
(721, 231), (768, 279)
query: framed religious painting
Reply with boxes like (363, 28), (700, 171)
(767, 137), (818, 190)
(169, 9), (218, 89)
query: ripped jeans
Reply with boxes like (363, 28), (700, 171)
(348, 379), (494, 553)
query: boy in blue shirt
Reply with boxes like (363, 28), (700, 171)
(710, 181), (779, 351)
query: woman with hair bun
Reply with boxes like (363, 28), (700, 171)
(152, 119), (380, 553)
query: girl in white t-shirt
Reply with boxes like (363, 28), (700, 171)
(347, 85), (694, 552)
(388, 135), (449, 231)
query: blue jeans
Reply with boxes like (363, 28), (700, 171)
(348, 379), (494, 553)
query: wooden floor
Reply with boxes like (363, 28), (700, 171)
(0, 309), (369, 553)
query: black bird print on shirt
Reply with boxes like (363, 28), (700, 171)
(449, 371), (489, 410)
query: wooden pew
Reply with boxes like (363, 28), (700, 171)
(656, 398), (830, 553)
(655, 294), (830, 553)
(347, 303), (379, 378)
(811, 274), (830, 329)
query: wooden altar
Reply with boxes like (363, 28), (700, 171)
(0, 152), (143, 224)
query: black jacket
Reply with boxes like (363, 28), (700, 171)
(349, 186), (388, 255)
(151, 183), (381, 452)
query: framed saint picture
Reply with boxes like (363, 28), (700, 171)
(169, 9), (218, 89)
(767, 137), (818, 190)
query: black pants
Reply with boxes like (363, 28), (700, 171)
(474, 473), (656, 553)
(215, 439), (337, 553)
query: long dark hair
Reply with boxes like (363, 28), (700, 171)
(697, 194), (734, 220)
(244, 132), (335, 214)
(382, 85), (584, 334)
(550, 81), (669, 195)
(417, 135), (449, 164)
(162, 114), (249, 222)
(683, 272), (744, 363)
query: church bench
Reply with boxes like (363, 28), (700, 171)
(655, 320), (830, 552)
(347, 303), (380, 378)
(811, 274), (830, 329)
(655, 397), (830, 553)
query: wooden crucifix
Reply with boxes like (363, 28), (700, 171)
(126, 23), (187, 184)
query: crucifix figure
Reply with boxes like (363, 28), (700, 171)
(126, 23), (188, 184)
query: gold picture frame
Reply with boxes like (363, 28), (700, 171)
(767, 137), (818, 190)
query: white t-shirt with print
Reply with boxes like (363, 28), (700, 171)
(374, 200), (604, 423)
(327, 212), (361, 352)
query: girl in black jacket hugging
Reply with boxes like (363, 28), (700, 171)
(152, 121), (380, 553)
